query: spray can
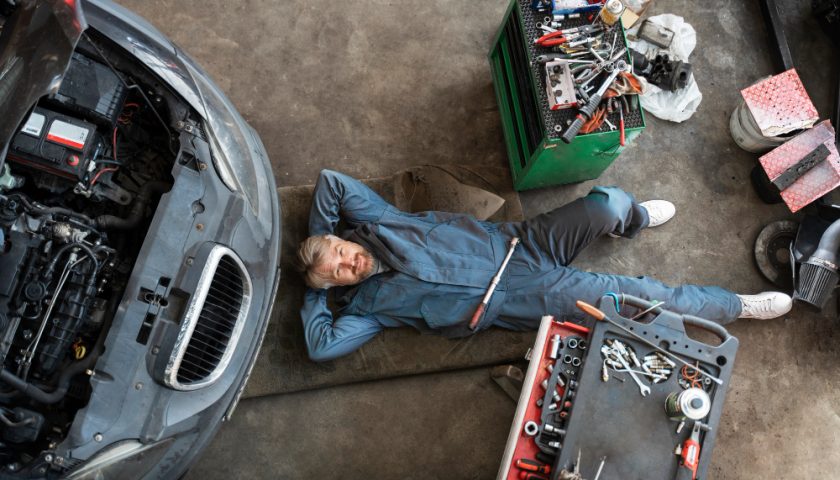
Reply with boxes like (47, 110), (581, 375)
(665, 387), (711, 421)
(599, 0), (626, 26)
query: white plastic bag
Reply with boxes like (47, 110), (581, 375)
(627, 14), (702, 123)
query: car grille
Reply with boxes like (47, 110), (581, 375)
(165, 246), (252, 391)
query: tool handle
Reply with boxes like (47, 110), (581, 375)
(619, 117), (626, 146)
(619, 294), (732, 342)
(561, 115), (587, 143)
(682, 315), (731, 343)
(515, 459), (550, 474)
(674, 466), (695, 480)
(468, 303), (486, 330)
(575, 300), (605, 320)
(519, 473), (549, 480)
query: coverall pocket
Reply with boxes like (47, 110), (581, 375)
(419, 298), (473, 330)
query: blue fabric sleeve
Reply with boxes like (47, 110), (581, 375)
(308, 169), (392, 236)
(301, 288), (384, 361)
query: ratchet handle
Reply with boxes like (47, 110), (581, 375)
(561, 93), (603, 143)
(561, 115), (587, 143)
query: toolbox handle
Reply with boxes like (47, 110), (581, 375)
(618, 294), (732, 343)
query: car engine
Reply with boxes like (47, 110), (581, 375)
(0, 40), (178, 466)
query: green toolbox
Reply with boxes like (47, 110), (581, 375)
(489, 1), (646, 191)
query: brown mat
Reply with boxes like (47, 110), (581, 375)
(243, 165), (535, 398)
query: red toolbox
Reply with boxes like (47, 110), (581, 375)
(497, 315), (590, 480)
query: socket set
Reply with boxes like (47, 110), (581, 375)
(496, 317), (592, 480)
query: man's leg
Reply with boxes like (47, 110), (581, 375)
(511, 186), (649, 266)
(550, 268), (743, 325)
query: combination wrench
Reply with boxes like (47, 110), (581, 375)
(615, 350), (650, 396)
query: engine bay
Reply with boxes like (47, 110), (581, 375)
(0, 34), (183, 471)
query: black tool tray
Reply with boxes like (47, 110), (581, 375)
(552, 294), (739, 480)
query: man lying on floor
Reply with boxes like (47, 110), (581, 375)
(296, 169), (792, 361)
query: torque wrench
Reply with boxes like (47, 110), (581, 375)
(469, 237), (519, 329)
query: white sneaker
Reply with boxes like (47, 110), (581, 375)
(737, 292), (793, 319)
(640, 200), (676, 228)
(608, 199), (676, 238)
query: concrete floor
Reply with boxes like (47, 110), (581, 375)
(116, 0), (840, 478)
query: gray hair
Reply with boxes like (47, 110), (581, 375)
(295, 234), (336, 289)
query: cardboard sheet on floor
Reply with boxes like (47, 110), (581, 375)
(243, 165), (532, 398)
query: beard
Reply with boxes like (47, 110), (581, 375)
(357, 248), (379, 281)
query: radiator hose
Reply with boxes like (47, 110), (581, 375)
(95, 181), (169, 230)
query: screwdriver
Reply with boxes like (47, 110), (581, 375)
(618, 99), (626, 146)
(519, 473), (548, 480)
(515, 458), (550, 474)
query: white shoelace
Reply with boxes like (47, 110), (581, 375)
(741, 297), (774, 315)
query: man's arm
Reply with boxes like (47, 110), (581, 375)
(309, 169), (394, 236)
(301, 289), (384, 361)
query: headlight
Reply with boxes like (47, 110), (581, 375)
(66, 438), (174, 480)
(188, 65), (271, 217)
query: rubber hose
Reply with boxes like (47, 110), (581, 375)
(95, 181), (169, 230)
(0, 356), (92, 405)
(1, 194), (96, 226)
(811, 218), (840, 267)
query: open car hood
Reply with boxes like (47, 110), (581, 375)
(0, 0), (87, 163)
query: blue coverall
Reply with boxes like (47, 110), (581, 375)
(302, 170), (741, 361)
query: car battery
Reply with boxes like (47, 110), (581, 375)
(45, 52), (127, 128)
(8, 107), (98, 181)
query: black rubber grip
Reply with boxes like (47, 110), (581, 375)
(618, 294), (732, 342)
(561, 115), (586, 143)
(674, 466), (694, 480)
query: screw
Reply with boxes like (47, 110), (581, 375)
(198, 162), (208, 171)
(135, 382), (143, 390)
(94, 433), (103, 442)
(196, 224), (204, 231)
(44, 454), (53, 463)
(152, 346), (160, 355)
(54, 457), (64, 466)
(186, 258), (194, 266)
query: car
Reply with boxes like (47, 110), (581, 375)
(0, 0), (281, 478)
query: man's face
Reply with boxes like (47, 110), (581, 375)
(313, 237), (376, 286)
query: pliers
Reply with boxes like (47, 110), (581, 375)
(534, 30), (574, 47)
